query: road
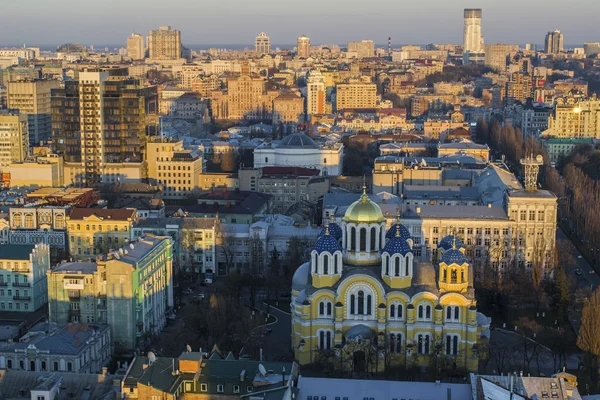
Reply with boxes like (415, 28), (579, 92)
(256, 301), (293, 362)
(556, 228), (600, 290)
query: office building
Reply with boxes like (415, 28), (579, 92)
(146, 137), (203, 199)
(0, 110), (28, 177)
(306, 70), (326, 118)
(347, 40), (375, 58)
(545, 94), (600, 138)
(297, 35), (310, 58)
(255, 32), (271, 55)
(0, 323), (111, 374)
(292, 191), (490, 373)
(148, 26), (181, 60)
(212, 71), (276, 120)
(127, 33), (145, 60)
(254, 132), (344, 176)
(51, 67), (158, 186)
(463, 9), (485, 65)
(544, 30), (564, 54)
(0, 243), (50, 313)
(66, 208), (137, 259)
(9, 153), (64, 188)
(273, 91), (304, 124)
(336, 80), (377, 110)
(48, 234), (174, 351)
(0, 370), (118, 398)
(6, 79), (60, 144)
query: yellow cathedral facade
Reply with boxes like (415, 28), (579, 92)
(291, 190), (490, 373)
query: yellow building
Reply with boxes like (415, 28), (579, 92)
(545, 94), (600, 139)
(336, 80), (377, 110)
(67, 208), (137, 259)
(0, 111), (28, 178)
(291, 192), (489, 374)
(273, 92), (304, 124)
(8, 153), (64, 187)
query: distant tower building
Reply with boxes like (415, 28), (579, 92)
(520, 155), (544, 191)
(388, 37), (391, 56)
(127, 33), (145, 60)
(255, 32), (271, 55)
(544, 30), (564, 54)
(463, 8), (485, 65)
(147, 26), (181, 60)
(306, 70), (326, 118)
(297, 35), (310, 58)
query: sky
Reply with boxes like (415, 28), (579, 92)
(1, 0), (599, 48)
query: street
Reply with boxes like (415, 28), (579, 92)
(556, 228), (599, 290)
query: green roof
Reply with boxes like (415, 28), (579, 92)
(0, 245), (36, 261)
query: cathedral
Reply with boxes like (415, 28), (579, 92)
(291, 189), (490, 373)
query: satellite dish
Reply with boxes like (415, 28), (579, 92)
(536, 155), (543, 163)
(148, 352), (156, 365)
(186, 344), (192, 352)
(258, 364), (267, 376)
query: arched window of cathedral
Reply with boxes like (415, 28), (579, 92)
(390, 302), (403, 320)
(417, 334), (431, 354)
(366, 295), (372, 315)
(390, 304), (395, 318)
(359, 228), (366, 252)
(350, 295), (356, 314)
(446, 335), (460, 355)
(405, 257), (409, 277)
(386, 256), (390, 275)
(397, 334), (402, 353)
(319, 331), (332, 350)
(443, 268), (447, 282)
(319, 300), (332, 317)
(327, 302), (332, 316)
(313, 253), (318, 273)
(451, 269), (458, 284)
(370, 227), (376, 251)
(418, 305), (423, 319)
(323, 254), (329, 275)
(461, 269), (465, 283)
(350, 227), (356, 251)
(389, 333), (396, 353)
(418, 304), (432, 321)
(334, 254), (339, 274)
(319, 302), (325, 316)
(395, 257), (400, 276)
(357, 291), (365, 315)
(426, 305), (431, 319)
(326, 331), (332, 350)
(453, 335), (459, 355)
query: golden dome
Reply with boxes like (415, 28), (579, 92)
(343, 189), (385, 223)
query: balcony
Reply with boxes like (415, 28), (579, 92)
(12, 282), (31, 288)
(0, 282), (7, 287)
(13, 295), (31, 301)
(69, 308), (80, 315)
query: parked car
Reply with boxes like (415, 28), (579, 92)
(203, 278), (213, 285)
(183, 288), (193, 295)
(575, 269), (582, 276)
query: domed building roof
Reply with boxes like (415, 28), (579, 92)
(343, 190), (384, 223)
(440, 248), (469, 265)
(319, 223), (343, 240)
(313, 228), (342, 254)
(295, 289), (307, 304)
(345, 324), (373, 340)
(278, 132), (319, 149)
(438, 235), (465, 251)
(382, 227), (413, 256)
(292, 263), (310, 291)
(412, 263), (437, 287)
(386, 223), (412, 240)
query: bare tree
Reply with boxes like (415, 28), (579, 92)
(577, 288), (600, 383)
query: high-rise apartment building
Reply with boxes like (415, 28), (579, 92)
(7, 78), (60, 144)
(544, 30), (564, 54)
(255, 32), (271, 55)
(127, 33), (145, 60)
(546, 94), (600, 138)
(336, 80), (378, 110)
(583, 42), (600, 57)
(147, 26), (181, 60)
(51, 67), (158, 186)
(347, 40), (375, 59)
(463, 8), (485, 65)
(297, 35), (311, 58)
(0, 111), (28, 178)
(306, 70), (326, 118)
(484, 44), (519, 72)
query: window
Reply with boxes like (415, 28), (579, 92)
(319, 330), (333, 350)
(41, 361), (46, 371)
(319, 300), (332, 317)
(350, 227), (356, 251)
(67, 362), (72, 372)
(389, 302), (403, 320)
(538, 211), (545, 221)
(446, 335), (459, 355)
(418, 304), (431, 321)
(370, 227), (376, 251)
(217, 384), (224, 393)
(529, 210), (536, 221)
(233, 385), (240, 394)
(349, 287), (373, 317)
(446, 306), (460, 322)
(417, 334), (431, 354)
(389, 333), (402, 353)
(54, 361), (58, 371)
(200, 384), (207, 392)
(247, 386), (253, 392)
(359, 228), (367, 252)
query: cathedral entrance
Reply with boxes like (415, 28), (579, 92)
(353, 351), (366, 372)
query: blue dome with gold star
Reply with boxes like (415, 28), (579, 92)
(320, 223), (342, 241)
(438, 235), (465, 251)
(440, 248), (469, 265)
(313, 228), (342, 254)
(386, 223), (412, 240)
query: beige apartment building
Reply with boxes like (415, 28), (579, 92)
(146, 137), (203, 199)
(9, 153), (64, 187)
(148, 26), (181, 60)
(7, 78), (60, 144)
(297, 35), (310, 58)
(336, 80), (377, 110)
(545, 94), (600, 138)
(0, 111), (28, 178)
(307, 70), (326, 118)
(347, 40), (375, 58)
(484, 44), (520, 72)
(273, 92), (304, 124)
(127, 33), (145, 60)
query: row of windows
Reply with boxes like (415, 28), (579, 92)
(69, 224), (128, 232)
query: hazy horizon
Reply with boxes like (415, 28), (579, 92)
(1, 0), (599, 47)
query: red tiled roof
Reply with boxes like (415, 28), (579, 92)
(69, 208), (136, 220)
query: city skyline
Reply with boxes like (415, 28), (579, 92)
(1, 0), (599, 47)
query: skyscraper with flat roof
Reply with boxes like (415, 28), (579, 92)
(127, 33), (145, 60)
(147, 26), (181, 60)
(463, 8), (485, 65)
(255, 32), (271, 55)
(297, 35), (310, 58)
(544, 30), (564, 54)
